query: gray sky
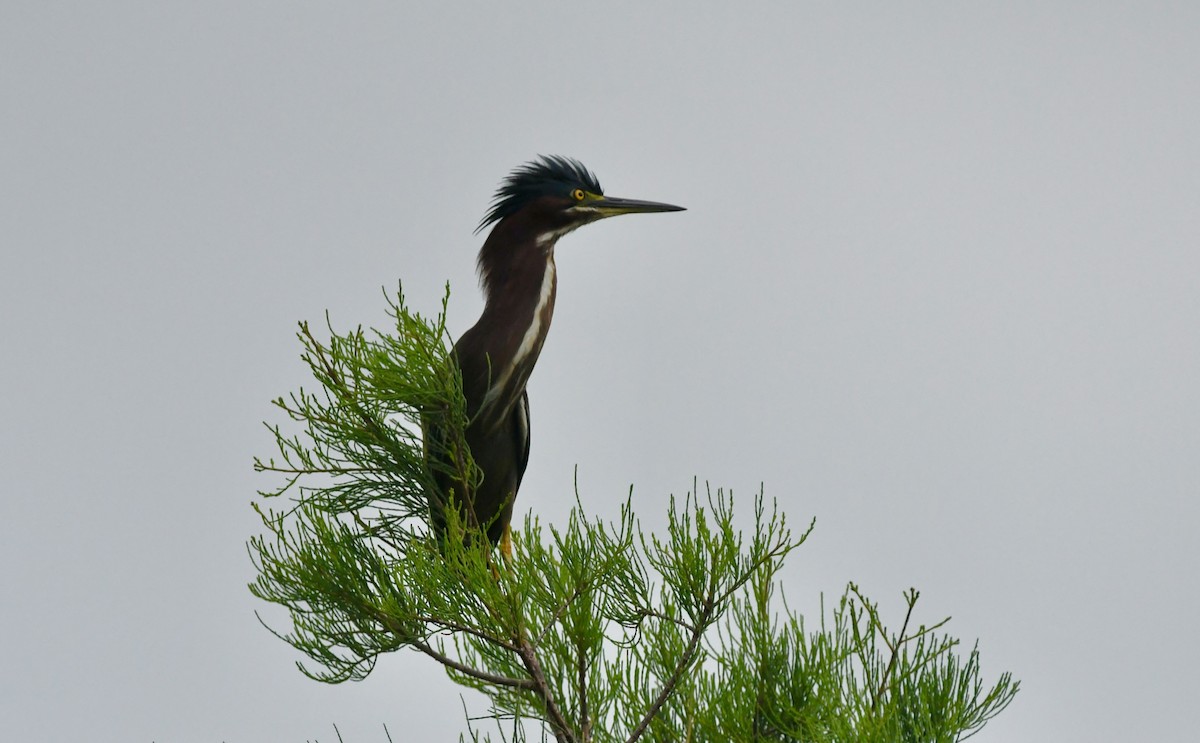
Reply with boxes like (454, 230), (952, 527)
(3, 2), (1197, 741)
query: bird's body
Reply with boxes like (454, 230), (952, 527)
(427, 156), (682, 555)
(440, 227), (556, 547)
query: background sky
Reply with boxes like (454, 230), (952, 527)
(3, 2), (1198, 741)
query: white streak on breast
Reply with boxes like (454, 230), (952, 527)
(479, 261), (555, 416)
(514, 260), (556, 368)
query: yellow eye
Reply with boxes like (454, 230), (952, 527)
(572, 188), (586, 201)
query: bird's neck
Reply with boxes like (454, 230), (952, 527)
(467, 231), (558, 422)
(479, 249), (558, 369)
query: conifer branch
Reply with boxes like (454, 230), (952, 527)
(247, 285), (1020, 741)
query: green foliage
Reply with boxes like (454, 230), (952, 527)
(249, 287), (1018, 743)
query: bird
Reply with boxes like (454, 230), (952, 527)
(426, 155), (684, 558)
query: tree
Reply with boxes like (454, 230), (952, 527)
(248, 287), (1018, 742)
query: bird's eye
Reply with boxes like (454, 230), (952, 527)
(571, 188), (585, 201)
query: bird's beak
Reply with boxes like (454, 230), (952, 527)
(590, 195), (686, 217)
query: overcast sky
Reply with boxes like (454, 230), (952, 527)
(3, 3), (1198, 741)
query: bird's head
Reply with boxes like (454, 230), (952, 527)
(477, 155), (684, 242)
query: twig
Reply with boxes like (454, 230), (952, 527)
(625, 597), (712, 743)
(536, 580), (595, 646)
(636, 608), (698, 635)
(872, 591), (917, 711)
(300, 322), (411, 466)
(578, 641), (590, 743)
(517, 637), (577, 743)
(414, 614), (519, 652)
(254, 462), (383, 475)
(373, 608), (527, 688)
(412, 638), (536, 691)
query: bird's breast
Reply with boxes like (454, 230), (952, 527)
(476, 259), (557, 426)
(512, 259), (556, 371)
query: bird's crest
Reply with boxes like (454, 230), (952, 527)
(477, 155), (603, 233)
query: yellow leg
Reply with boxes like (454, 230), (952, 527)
(499, 523), (513, 562)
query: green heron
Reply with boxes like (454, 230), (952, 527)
(427, 156), (684, 556)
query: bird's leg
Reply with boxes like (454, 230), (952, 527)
(499, 523), (513, 563)
(486, 526), (514, 581)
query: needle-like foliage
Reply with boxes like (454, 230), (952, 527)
(248, 287), (1018, 742)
